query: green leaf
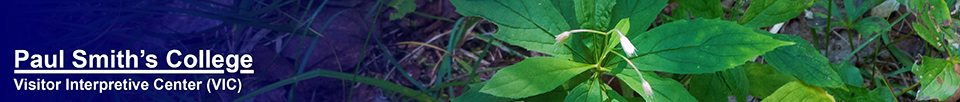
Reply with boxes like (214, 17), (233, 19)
(616, 71), (698, 102)
(845, 0), (876, 21)
(738, 0), (813, 28)
(853, 16), (892, 37)
(869, 86), (897, 102)
(574, 0), (615, 30)
(627, 19), (794, 74)
(388, 0), (416, 20)
(480, 57), (594, 98)
(743, 62), (797, 98)
(687, 67), (751, 102)
(689, 73), (733, 102)
(550, 0), (579, 29)
(722, 66), (750, 102)
(454, 83), (513, 102)
(605, 18), (631, 58)
(610, 0), (668, 35)
(451, 0), (574, 59)
(908, 0), (958, 53)
(832, 63), (864, 87)
(519, 88), (568, 102)
(912, 56), (960, 101)
(761, 81), (837, 102)
(564, 78), (628, 102)
(676, 0), (724, 19)
(760, 33), (844, 88)
(827, 85), (889, 102)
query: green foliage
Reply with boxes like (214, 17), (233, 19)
(833, 63), (865, 87)
(759, 32), (843, 88)
(738, 0), (814, 28)
(574, 0), (616, 30)
(564, 78), (629, 102)
(616, 71), (698, 102)
(853, 16), (892, 37)
(676, 0), (725, 19)
(610, 0), (668, 35)
(762, 81), (837, 102)
(479, 57), (593, 98)
(453, 83), (512, 102)
(689, 73), (734, 102)
(828, 85), (894, 102)
(845, 0), (876, 22)
(387, 0), (416, 20)
(744, 62), (797, 99)
(627, 19), (794, 74)
(908, 0), (959, 53)
(451, 0), (574, 59)
(913, 56), (960, 101)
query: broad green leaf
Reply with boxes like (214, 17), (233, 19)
(743, 62), (797, 98)
(479, 57), (593, 98)
(689, 73), (733, 102)
(564, 78), (628, 102)
(610, 0), (668, 35)
(738, 0), (814, 28)
(832, 63), (864, 87)
(722, 66), (750, 102)
(616, 71), (698, 102)
(761, 81), (837, 102)
(759, 33), (843, 88)
(688, 67), (751, 102)
(388, 0), (416, 20)
(676, 0), (724, 19)
(453, 83), (513, 102)
(853, 16), (892, 37)
(550, 0), (579, 29)
(845, 0), (876, 21)
(562, 71), (593, 91)
(451, 0), (574, 59)
(573, 0), (615, 30)
(628, 19), (794, 74)
(908, 0), (959, 53)
(912, 56), (960, 101)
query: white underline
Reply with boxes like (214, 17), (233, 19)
(13, 70), (255, 74)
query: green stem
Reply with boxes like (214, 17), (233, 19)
(811, 28), (821, 50)
(897, 82), (920, 96)
(825, 0), (833, 57)
(874, 66), (899, 101)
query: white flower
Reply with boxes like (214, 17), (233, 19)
(614, 29), (637, 57)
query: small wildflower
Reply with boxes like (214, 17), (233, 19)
(613, 29), (637, 57)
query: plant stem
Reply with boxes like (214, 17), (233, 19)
(811, 28), (821, 51)
(825, 0), (833, 57)
(897, 82), (920, 96)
